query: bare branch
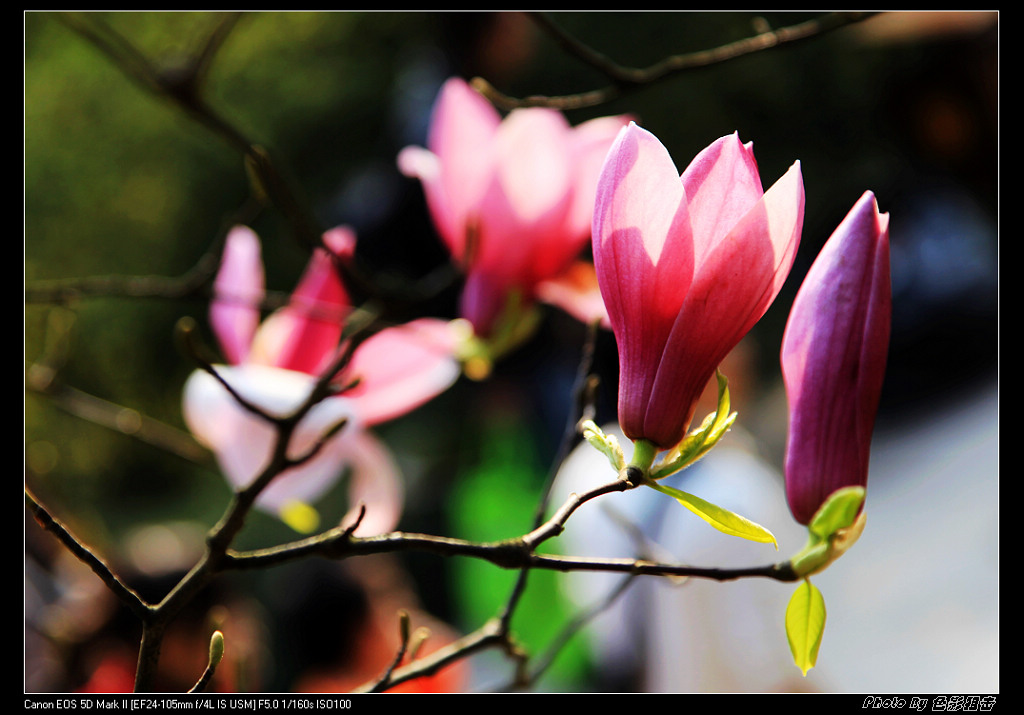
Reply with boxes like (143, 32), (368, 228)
(365, 610), (412, 693)
(476, 11), (879, 111)
(25, 488), (153, 619)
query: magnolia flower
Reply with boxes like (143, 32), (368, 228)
(593, 122), (804, 451)
(398, 76), (629, 337)
(781, 191), (891, 525)
(183, 225), (461, 534)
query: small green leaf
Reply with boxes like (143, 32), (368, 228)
(651, 370), (737, 480)
(647, 482), (778, 548)
(786, 580), (826, 676)
(808, 486), (866, 540)
(709, 369), (732, 435)
(580, 419), (626, 472)
(655, 413), (714, 476)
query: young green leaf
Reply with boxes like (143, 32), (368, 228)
(580, 419), (626, 472)
(808, 486), (866, 540)
(786, 580), (826, 676)
(647, 481), (778, 548)
(651, 370), (737, 480)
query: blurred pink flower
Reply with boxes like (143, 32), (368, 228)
(183, 226), (460, 533)
(593, 123), (804, 450)
(398, 77), (628, 335)
(781, 191), (891, 525)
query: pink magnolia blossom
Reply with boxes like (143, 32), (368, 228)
(781, 191), (891, 525)
(593, 123), (804, 450)
(398, 77), (629, 335)
(183, 226), (460, 534)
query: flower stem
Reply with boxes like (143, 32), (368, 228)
(627, 439), (658, 479)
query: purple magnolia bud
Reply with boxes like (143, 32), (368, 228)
(781, 191), (892, 525)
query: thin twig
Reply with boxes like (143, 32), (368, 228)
(495, 320), (602, 644)
(365, 611), (412, 693)
(476, 11), (879, 111)
(525, 573), (638, 687)
(57, 12), (325, 252)
(24, 489), (153, 619)
(221, 479), (798, 584)
(188, 631), (225, 694)
(351, 618), (508, 694)
(26, 371), (211, 465)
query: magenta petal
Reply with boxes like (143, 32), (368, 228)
(342, 318), (460, 426)
(211, 226), (264, 364)
(781, 191), (891, 524)
(458, 270), (514, 336)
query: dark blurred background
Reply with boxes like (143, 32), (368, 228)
(25, 12), (998, 693)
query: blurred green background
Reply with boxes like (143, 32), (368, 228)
(25, 11), (998, 693)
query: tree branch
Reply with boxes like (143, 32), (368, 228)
(475, 11), (879, 111)
(25, 488), (153, 620)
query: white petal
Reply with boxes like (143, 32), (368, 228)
(183, 364), (362, 513)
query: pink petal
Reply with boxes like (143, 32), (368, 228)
(592, 123), (695, 440)
(677, 159), (805, 361)
(681, 132), (764, 266)
(592, 124), (805, 449)
(249, 248), (350, 376)
(427, 77), (502, 176)
(211, 226), (264, 364)
(493, 108), (574, 226)
(642, 160), (804, 446)
(594, 123), (691, 274)
(424, 77), (503, 260)
(466, 109), (578, 293)
(535, 261), (611, 328)
(341, 318), (460, 426)
(566, 114), (634, 239)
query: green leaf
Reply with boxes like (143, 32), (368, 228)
(707, 369), (732, 436)
(655, 413), (715, 476)
(580, 419), (626, 472)
(808, 486), (866, 541)
(651, 370), (737, 480)
(647, 482), (778, 548)
(786, 580), (827, 676)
